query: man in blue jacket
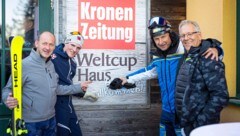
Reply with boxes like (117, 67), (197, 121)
(51, 31), (95, 136)
(116, 16), (222, 136)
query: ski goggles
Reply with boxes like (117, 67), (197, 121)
(70, 31), (81, 35)
(148, 16), (171, 29)
(152, 27), (169, 34)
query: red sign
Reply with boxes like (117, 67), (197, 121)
(78, 0), (135, 49)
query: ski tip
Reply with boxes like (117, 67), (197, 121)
(11, 36), (25, 48)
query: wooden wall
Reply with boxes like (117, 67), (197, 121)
(151, 0), (186, 32)
(150, 0), (186, 105)
(75, 0), (186, 135)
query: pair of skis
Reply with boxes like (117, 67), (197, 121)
(6, 36), (28, 136)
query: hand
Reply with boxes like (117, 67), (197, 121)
(80, 81), (92, 92)
(202, 47), (218, 61)
(119, 77), (127, 85)
(5, 93), (18, 109)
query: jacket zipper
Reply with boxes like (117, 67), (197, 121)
(45, 67), (52, 116)
(67, 59), (73, 113)
(164, 58), (174, 114)
(67, 59), (72, 84)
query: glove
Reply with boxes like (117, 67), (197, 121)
(109, 78), (123, 90)
(83, 91), (98, 102)
(83, 87), (98, 102)
(109, 78), (136, 90)
(123, 82), (136, 89)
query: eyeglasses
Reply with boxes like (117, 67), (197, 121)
(179, 31), (199, 39)
(148, 17), (171, 29)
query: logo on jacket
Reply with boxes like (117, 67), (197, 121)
(51, 54), (57, 60)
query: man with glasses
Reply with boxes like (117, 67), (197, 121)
(114, 16), (222, 136)
(175, 20), (228, 136)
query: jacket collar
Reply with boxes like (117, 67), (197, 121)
(30, 48), (51, 64)
(151, 31), (180, 57)
(187, 39), (213, 58)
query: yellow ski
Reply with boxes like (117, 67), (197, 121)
(6, 36), (28, 136)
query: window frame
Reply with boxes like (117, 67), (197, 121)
(0, 0), (54, 118)
(237, 0), (240, 98)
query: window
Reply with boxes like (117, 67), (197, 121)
(1, 0), (39, 100)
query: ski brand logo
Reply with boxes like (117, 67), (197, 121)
(13, 54), (18, 87)
(78, 0), (135, 49)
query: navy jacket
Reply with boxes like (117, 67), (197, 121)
(52, 43), (77, 86)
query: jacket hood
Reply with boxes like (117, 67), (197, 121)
(53, 43), (69, 59)
(54, 43), (69, 59)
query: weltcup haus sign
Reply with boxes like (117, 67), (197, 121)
(56, 0), (149, 107)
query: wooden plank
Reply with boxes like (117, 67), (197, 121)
(76, 104), (161, 135)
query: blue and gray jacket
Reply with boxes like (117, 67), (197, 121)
(127, 32), (183, 113)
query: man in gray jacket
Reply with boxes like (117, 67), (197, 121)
(2, 31), (91, 136)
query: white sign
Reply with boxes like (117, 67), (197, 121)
(62, 0), (149, 107)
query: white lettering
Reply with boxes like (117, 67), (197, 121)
(80, 2), (133, 21)
(81, 22), (133, 43)
(96, 6), (105, 20)
(80, 2), (91, 19)
(115, 7), (123, 21)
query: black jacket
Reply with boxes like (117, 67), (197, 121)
(175, 39), (229, 136)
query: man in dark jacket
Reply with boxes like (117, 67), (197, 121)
(51, 31), (95, 136)
(176, 20), (229, 136)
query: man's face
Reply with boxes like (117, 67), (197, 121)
(179, 24), (202, 51)
(64, 43), (82, 58)
(153, 32), (172, 51)
(35, 32), (55, 60)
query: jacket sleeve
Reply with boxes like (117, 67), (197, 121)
(1, 77), (12, 103)
(205, 38), (224, 60)
(127, 67), (158, 84)
(54, 72), (84, 95)
(127, 59), (156, 78)
(1, 71), (28, 104)
(195, 59), (229, 127)
(56, 83), (84, 95)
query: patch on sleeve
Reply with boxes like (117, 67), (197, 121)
(51, 53), (57, 60)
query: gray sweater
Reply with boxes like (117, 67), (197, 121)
(2, 49), (83, 122)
